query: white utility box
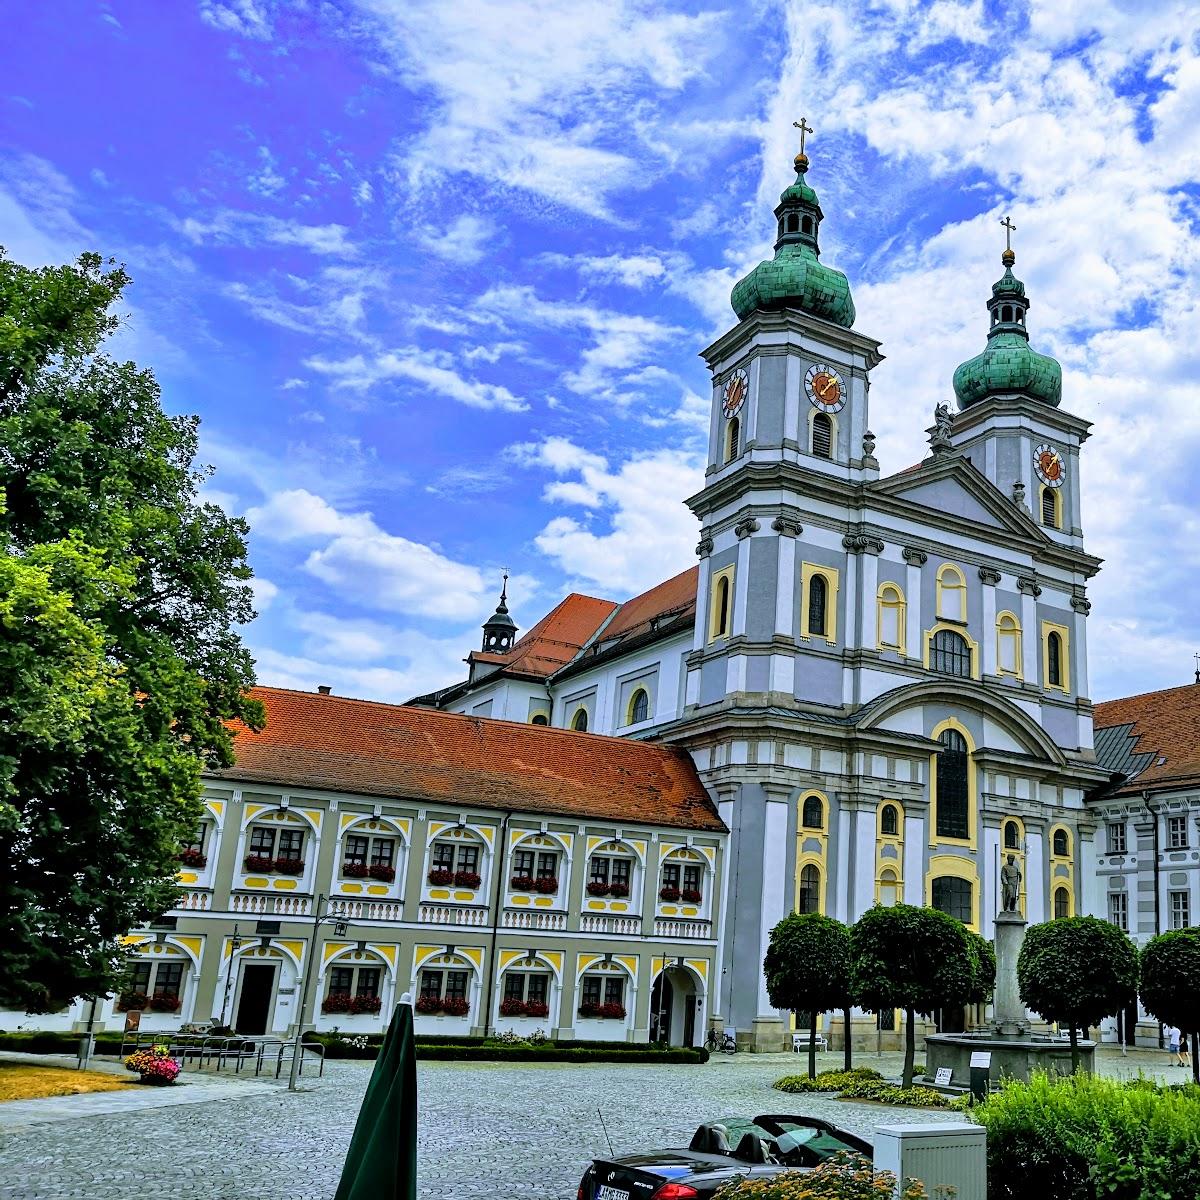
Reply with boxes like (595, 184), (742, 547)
(874, 1122), (987, 1200)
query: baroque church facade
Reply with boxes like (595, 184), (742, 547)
(428, 144), (1111, 1050)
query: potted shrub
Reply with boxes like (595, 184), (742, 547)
(178, 847), (207, 868)
(149, 992), (181, 1013)
(608, 882), (630, 899)
(524, 999), (550, 1018)
(533, 876), (558, 894)
(342, 862), (369, 878)
(598, 1001), (626, 1020)
(510, 875), (536, 891)
(586, 881), (610, 897)
(454, 870), (481, 889)
(322, 992), (353, 1014)
(681, 887), (703, 904)
(427, 868), (455, 886)
(125, 1046), (181, 1086)
(659, 885), (681, 902)
(368, 863), (396, 883)
(116, 990), (149, 1012)
(578, 999), (601, 1018)
(349, 994), (383, 1014)
(441, 996), (470, 1017)
(415, 995), (443, 1015)
(243, 853), (274, 873)
(274, 857), (305, 875)
(499, 997), (526, 1017)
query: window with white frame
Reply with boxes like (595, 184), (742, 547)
(511, 847), (559, 892)
(245, 824), (305, 870)
(342, 833), (397, 880)
(501, 971), (550, 1016)
(417, 968), (469, 1017)
(323, 964), (383, 1013)
(1170, 890), (1191, 930)
(588, 852), (632, 897)
(1167, 816), (1189, 850)
(181, 821), (210, 867)
(579, 973), (626, 1017)
(1107, 821), (1127, 855)
(428, 839), (482, 887)
(660, 861), (703, 902)
(121, 960), (184, 1010)
(1108, 892), (1128, 932)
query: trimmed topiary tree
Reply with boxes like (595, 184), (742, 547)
(1017, 915), (1139, 1071)
(851, 904), (974, 1088)
(764, 913), (852, 1080)
(1140, 927), (1200, 1084)
(964, 927), (997, 1006)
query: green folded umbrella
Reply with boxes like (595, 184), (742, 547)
(334, 1002), (418, 1200)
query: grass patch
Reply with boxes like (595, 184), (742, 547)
(0, 1063), (133, 1102)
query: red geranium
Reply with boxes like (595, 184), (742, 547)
(598, 1002), (626, 1019)
(681, 887), (703, 904)
(243, 854), (274, 873)
(533, 877), (558, 894)
(509, 875), (537, 891)
(177, 847), (207, 868)
(524, 999), (549, 1018)
(368, 863), (396, 883)
(577, 999), (601, 1018)
(586, 881), (610, 897)
(454, 871), (481, 889)
(116, 991), (149, 1012)
(608, 882), (630, 899)
(659, 885), (681, 902)
(415, 995), (442, 1014)
(349, 994), (383, 1014)
(322, 992), (353, 1014)
(149, 992), (181, 1013)
(274, 857), (305, 875)
(343, 862), (369, 878)
(441, 996), (470, 1016)
(427, 868), (455, 886)
(499, 997), (526, 1017)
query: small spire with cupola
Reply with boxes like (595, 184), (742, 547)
(480, 571), (518, 654)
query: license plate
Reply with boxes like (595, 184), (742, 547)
(596, 1186), (629, 1200)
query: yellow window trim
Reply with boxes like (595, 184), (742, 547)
(1039, 484), (1063, 530)
(795, 852), (828, 915)
(935, 562), (967, 623)
(876, 582), (907, 654)
(1048, 822), (1073, 862)
(1041, 620), (1070, 694)
(708, 565), (735, 643)
(922, 622), (981, 680)
(1052, 883), (1076, 918)
(995, 610), (1023, 679)
(799, 789), (829, 833)
(999, 815), (1027, 918)
(928, 717), (978, 849)
(570, 706), (589, 731)
(625, 687), (650, 726)
(876, 866), (901, 907)
(800, 563), (839, 645)
(925, 853), (981, 931)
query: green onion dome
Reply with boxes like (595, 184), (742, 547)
(730, 153), (856, 328)
(953, 249), (1061, 409)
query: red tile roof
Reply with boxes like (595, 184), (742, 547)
(470, 593), (618, 680)
(1094, 683), (1200, 793)
(598, 566), (698, 643)
(219, 686), (725, 831)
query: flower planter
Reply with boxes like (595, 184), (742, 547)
(607, 883), (630, 899)
(243, 854), (274, 873)
(586, 882), (611, 897)
(441, 997), (470, 1017)
(681, 888), (703, 904)
(578, 1001), (626, 1020)
(415, 996), (444, 1015)
(273, 857), (305, 875)
(659, 886), (681, 902)
(149, 992), (182, 1013)
(125, 1048), (181, 1085)
(453, 871), (481, 889)
(116, 991), (149, 1013)
(427, 869), (455, 887)
(533, 877), (558, 894)
(510, 875), (536, 892)
(177, 848), (207, 868)
(368, 863), (396, 883)
(342, 862), (369, 878)
(325, 992), (384, 1016)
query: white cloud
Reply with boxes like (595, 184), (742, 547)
(199, 0), (274, 40)
(250, 576), (279, 611)
(416, 214), (494, 264)
(248, 145), (286, 198)
(180, 210), (356, 256)
(246, 489), (379, 541)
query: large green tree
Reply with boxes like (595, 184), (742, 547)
(851, 904), (975, 1088)
(1017, 916), (1139, 1071)
(0, 250), (263, 1012)
(1139, 928), (1200, 1084)
(764, 912), (853, 1079)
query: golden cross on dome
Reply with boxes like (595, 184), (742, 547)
(793, 117), (813, 156)
(1000, 214), (1016, 252)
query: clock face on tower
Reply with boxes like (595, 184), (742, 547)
(1034, 444), (1065, 488)
(805, 363), (846, 412)
(722, 368), (748, 418)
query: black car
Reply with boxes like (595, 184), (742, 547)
(577, 1113), (873, 1200)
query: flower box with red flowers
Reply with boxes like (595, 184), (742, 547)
(342, 862), (369, 878)
(349, 994), (382, 1014)
(578, 1000), (601, 1018)
(274, 857), (305, 875)
(243, 854), (274, 873)
(533, 877), (558, 894)
(607, 882), (630, 899)
(440, 996), (470, 1017)
(499, 997), (527, 1017)
(586, 881), (611, 897)
(177, 847), (207, 868)
(427, 868), (455, 886)
(149, 992), (181, 1013)
(116, 991), (149, 1012)
(510, 875), (537, 891)
(323, 992), (354, 1014)
(454, 871), (481, 889)
(598, 1002), (626, 1020)
(659, 885), (681, 902)
(681, 888), (703, 904)
(368, 863), (396, 883)
(523, 999), (550, 1018)
(415, 995), (443, 1014)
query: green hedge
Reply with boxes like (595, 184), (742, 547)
(303, 1033), (705, 1064)
(971, 1072), (1200, 1200)
(0, 1031), (125, 1054)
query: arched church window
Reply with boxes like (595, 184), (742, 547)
(571, 708), (589, 732)
(798, 864), (821, 914)
(1054, 886), (1071, 919)
(531, 713), (548, 726)
(1004, 820), (1019, 850)
(628, 688), (649, 725)
(802, 215), (813, 234)
(1041, 488), (1059, 528)
(713, 575), (731, 639)
(931, 629), (972, 677)
(725, 416), (740, 463)
(880, 804), (899, 836)
(996, 611), (1022, 676)
(935, 728), (969, 840)
(807, 574), (829, 638)
(1047, 631), (1063, 688)
(786, 213), (799, 233)
(878, 869), (899, 907)
(811, 412), (832, 458)
(935, 564), (967, 622)
(1052, 827), (1070, 858)
(801, 794), (824, 830)
(877, 583), (905, 651)
(931, 875), (972, 924)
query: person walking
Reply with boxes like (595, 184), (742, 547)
(1178, 1030), (1191, 1070)
(1167, 1026), (1181, 1066)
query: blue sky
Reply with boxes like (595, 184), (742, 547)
(3, 0), (1200, 704)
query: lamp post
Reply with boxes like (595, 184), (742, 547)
(218, 923), (242, 1028)
(288, 894), (348, 1092)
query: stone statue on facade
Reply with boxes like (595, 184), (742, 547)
(929, 402), (954, 453)
(1001, 854), (1022, 912)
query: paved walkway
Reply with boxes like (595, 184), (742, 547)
(0, 1045), (1185, 1199)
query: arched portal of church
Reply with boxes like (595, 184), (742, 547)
(649, 964), (703, 1047)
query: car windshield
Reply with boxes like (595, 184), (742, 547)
(773, 1123), (858, 1164)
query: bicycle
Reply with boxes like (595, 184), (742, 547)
(705, 1029), (738, 1054)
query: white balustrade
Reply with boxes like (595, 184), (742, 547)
(579, 913), (642, 935)
(173, 891), (211, 911)
(229, 892), (312, 916)
(501, 908), (567, 931)
(330, 899), (404, 922)
(418, 903), (489, 927)
(653, 918), (713, 939)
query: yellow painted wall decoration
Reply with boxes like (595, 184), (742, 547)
(874, 799), (904, 906)
(205, 800), (224, 819)
(370, 944), (398, 968)
(324, 941), (354, 963)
